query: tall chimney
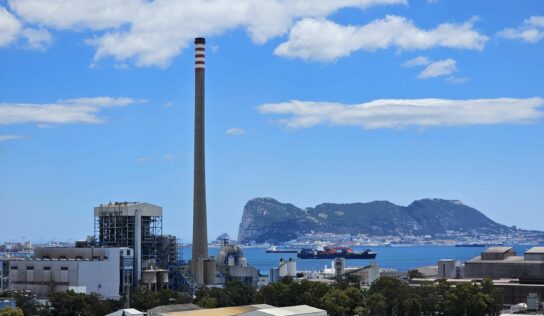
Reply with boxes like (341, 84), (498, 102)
(191, 37), (208, 284)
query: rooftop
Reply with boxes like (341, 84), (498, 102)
(525, 247), (544, 254)
(483, 246), (513, 253)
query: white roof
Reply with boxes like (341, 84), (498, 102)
(106, 308), (145, 316)
(526, 247), (544, 254)
(241, 305), (325, 316)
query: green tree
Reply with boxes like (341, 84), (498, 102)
(343, 287), (365, 314)
(0, 307), (24, 316)
(366, 293), (387, 316)
(48, 290), (122, 316)
(320, 288), (349, 316)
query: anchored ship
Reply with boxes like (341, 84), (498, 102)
(265, 246), (299, 253)
(297, 246), (377, 260)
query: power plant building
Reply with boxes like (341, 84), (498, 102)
(8, 247), (133, 299)
(94, 202), (163, 283)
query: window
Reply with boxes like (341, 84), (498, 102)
(10, 266), (18, 270)
(26, 266), (34, 270)
(43, 267), (51, 271)
(61, 267), (68, 271)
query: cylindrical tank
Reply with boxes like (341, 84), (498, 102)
(368, 263), (380, 285)
(160, 271), (169, 283)
(287, 258), (297, 277)
(142, 270), (157, 284)
(204, 259), (216, 285)
(240, 257), (248, 267)
(279, 261), (288, 277)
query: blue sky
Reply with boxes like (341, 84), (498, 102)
(0, 0), (543, 243)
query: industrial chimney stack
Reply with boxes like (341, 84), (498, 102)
(191, 37), (208, 284)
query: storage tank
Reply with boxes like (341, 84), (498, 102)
(287, 258), (296, 277)
(368, 263), (379, 285)
(279, 259), (288, 277)
(142, 270), (157, 284)
(204, 259), (216, 285)
(240, 257), (248, 267)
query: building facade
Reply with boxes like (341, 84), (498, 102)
(8, 247), (133, 299)
(94, 202), (163, 283)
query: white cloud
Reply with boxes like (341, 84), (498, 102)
(274, 16), (488, 61)
(0, 134), (25, 141)
(22, 27), (51, 49)
(402, 56), (430, 67)
(258, 97), (544, 129)
(0, 7), (21, 46)
(498, 16), (544, 43)
(226, 127), (246, 135)
(7, 0), (406, 67)
(164, 101), (174, 108)
(164, 154), (177, 160)
(0, 97), (142, 125)
(403, 56), (464, 82)
(418, 58), (457, 78)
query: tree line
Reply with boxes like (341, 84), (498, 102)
(1, 276), (503, 316)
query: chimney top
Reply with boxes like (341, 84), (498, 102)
(194, 37), (206, 44)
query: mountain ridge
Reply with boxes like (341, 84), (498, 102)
(237, 197), (519, 244)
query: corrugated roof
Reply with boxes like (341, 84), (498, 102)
(483, 246), (513, 253)
(161, 305), (258, 316)
(526, 247), (544, 254)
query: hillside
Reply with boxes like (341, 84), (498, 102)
(237, 197), (515, 244)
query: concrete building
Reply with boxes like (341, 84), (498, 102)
(8, 247), (133, 299)
(269, 258), (296, 283)
(465, 246), (544, 280)
(438, 259), (462, 279)
(94, 201), (163, 283)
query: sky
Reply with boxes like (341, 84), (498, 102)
(0, 0), (543, 243)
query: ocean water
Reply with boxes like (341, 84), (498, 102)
(180, 245), (534, 273)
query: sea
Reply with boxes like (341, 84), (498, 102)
(179, 245), (534, 273)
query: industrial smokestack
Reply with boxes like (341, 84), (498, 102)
(191, 37), (208, 284)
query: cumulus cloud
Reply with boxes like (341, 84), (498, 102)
(0, 97), (142, 125)
(0, 7), (21, 46)
(0, 134), (25, 142)
(258, 98), (544, 129)
(226, 127), (246, 135)
(498, 16), (544, 43)
(274, 16), (488, 61)
(7, 0), (406, 67)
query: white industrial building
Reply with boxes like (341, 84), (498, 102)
(9, 247), (133, 299)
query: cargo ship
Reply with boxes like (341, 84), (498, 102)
(297, 247), (377, 259)
(265, 246), (299, 253)
(454, 244), (486, 248)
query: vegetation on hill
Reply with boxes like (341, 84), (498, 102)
(238, 197), (516, 243)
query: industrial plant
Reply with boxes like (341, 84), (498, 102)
(0, 37), (262, 303)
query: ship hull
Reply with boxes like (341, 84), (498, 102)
(297, 251), (376, 260)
